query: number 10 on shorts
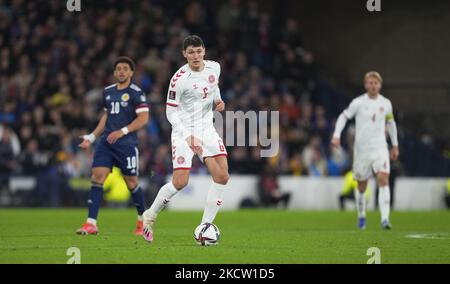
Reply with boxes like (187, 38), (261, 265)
(126, 156), (137, 169)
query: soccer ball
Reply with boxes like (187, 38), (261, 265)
(194, 223), (220, 246)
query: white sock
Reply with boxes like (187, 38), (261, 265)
(143, 182), (178, 224)
(378, 186), (391, 222)
(201, 181), (226, 224)
(355, 190), (366, 218)
(87, 218), (97, 226)
(137, 215), (143, 221)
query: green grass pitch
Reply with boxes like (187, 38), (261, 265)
(0, 209), (449, 264)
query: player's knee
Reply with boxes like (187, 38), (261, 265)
(213, 172), (229, 185)
(172, 176), (189, 190)
(377, 176), (389, 187)
(357, 181), (367, 193)
(125, 179), (138, 191)
(91, 173), (107, 185)
(357, 188), (366, 193)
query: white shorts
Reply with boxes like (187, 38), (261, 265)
(171, 129), (227, 170)
(353, 148), (390, 181)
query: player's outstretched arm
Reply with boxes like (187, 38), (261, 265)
(123, 111), (149, 134)
(331, 113), (349, 148)
(387, 119), (399, 160)
(166, 104), (191, 140)
(386, 101), (399, 160)
(213, 87), (225, 112)
(331, 99), (359, 148)
(106, 112), (149, 144)
(79, 112), (108, 149)
(92, 112), (108, 138)
(166, 105), (203, 155)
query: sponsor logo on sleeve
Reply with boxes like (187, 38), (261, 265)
(169, 90), (176, 100)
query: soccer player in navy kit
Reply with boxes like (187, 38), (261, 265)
(76, 57), (149, 235)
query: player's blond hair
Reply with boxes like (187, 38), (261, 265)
(364, 71), (383, 84)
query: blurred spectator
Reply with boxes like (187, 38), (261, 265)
(0, 123), (20, 155)
(258, 165), (291, 208)
(249, 146), (264, 174)
(0, 124), (20, 176)
(302, 135), (327, 176)
(279, 92), (300, 122)
(288, 152), (303, 175)
(312, 105), (331, 143)
(308, 147), (328, 176)
(327, 145), (349, 176)
(229, 147), (250, 174)
(217, 0), (241, 33)
(19, 139), (44, 175)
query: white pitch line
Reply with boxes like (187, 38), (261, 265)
(405, 233), (450, 240)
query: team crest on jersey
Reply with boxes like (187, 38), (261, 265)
(177, 156), (185, 164)
(379, 106), (384, 113)
(208, 75), (215, 83)
(120, 94), (129, 107)
(121, 93), (130, 102)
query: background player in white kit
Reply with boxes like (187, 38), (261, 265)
(331, 71), (399, 230)
(142, 35), (229, 242)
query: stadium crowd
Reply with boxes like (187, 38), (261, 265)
(0, 0), (352, 181)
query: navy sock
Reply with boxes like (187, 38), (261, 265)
(87, 183), (103, 220)
(131, 186), (146, 216)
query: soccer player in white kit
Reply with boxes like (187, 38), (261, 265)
(331, 71), (399, 230)
(142, 35), (229, 242)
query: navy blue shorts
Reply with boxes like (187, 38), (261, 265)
(92, 139), (139, 176)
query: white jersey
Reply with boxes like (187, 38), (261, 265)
(343, 93), (394, 154)
(166, 60), (221, 139)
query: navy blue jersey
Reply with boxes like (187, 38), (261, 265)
(101, 83), (149, 145)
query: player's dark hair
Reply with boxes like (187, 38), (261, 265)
(182, 35), (204, 50)
(114, 56), (135, 71)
